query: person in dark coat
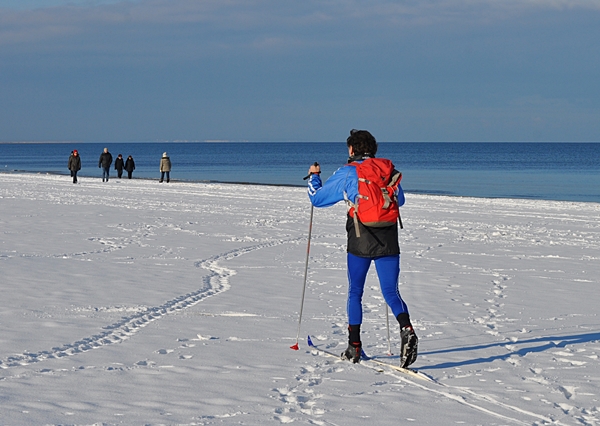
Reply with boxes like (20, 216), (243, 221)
(69, 151), (74, 178)
(68, 149), (81, 184)
(124, 155), (136, 179)
(114, 154), (124, 179)
(306, 129), (418, 367)
(98, 148), (113, 182)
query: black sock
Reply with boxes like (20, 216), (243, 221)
(348, 324), (361, 346)
(396, 313), (411, 329)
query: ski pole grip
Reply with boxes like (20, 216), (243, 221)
(303, 162), (320, 180)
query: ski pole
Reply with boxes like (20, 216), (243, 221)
(290, 203), (315, 350)
(291, 163), (319, 350)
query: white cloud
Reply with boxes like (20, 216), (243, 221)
(3, 0), (600, 42)
(0, 0), (136, 10)
(1, 0), (599, 46)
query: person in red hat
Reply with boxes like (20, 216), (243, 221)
(68, 149), (81, 184)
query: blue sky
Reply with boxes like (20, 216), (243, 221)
(1, 0), (599, 142)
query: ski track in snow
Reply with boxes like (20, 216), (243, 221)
(0, 239), (296, 371)
(296, 348), (571, 426)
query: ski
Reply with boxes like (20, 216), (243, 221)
(360, 353), (435, 382)
(307, 335), (384, 373)
(307, 335), (435, 383)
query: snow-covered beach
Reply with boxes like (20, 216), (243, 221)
(1, 173), (599, 425)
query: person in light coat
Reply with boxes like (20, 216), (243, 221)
(159, 152), (171, 183)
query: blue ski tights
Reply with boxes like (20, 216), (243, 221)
(346, 253), (409, 326)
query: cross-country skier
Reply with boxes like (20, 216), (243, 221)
(306, 129), (418, 367)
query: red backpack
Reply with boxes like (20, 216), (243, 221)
(347, 158), (403, 237)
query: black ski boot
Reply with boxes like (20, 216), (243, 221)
(342, 342), (362, 363)
(400, 325), (418, 368)
(342, 324), (362, 363)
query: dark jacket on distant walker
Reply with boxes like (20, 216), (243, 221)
(124, 157), (135, 173)
(68, 155), (81, 172)
(99, 152), (113, 169)
(114, 157), (124, 172)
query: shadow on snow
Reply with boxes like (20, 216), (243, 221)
(415, 331), (600, 370)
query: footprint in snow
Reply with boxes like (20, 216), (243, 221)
(195, 334), (219, 340)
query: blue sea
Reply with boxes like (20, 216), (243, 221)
(1, 142), (599, 203)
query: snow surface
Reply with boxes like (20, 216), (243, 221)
(1, 173), (599, 426)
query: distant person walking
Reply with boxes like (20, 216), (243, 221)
(159, 152), (171, 183)
(69, 151), (74, 178)
(67, 149), (81, 184)
(98, 148), (113, 182)
(114, 154), (124, 179)
(124, 155), (136, 179)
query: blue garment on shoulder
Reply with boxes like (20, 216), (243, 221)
(307, 162), (405, 208)
(307, 164), (359, 208)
